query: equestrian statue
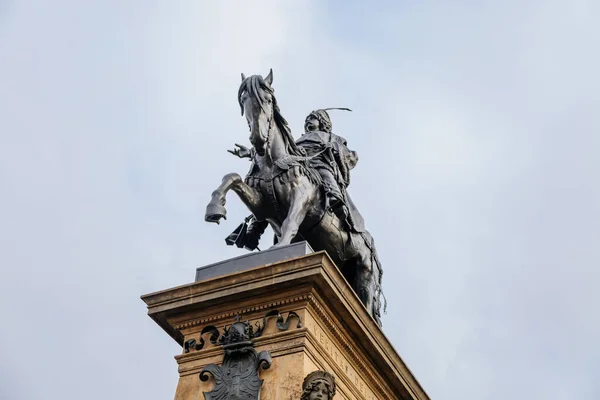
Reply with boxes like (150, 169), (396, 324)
(205, 70), (385, 326)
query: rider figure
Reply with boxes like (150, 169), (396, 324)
(226, 109), (357, 250)
(298, 109), (357, 213)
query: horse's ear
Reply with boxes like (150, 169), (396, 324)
(241, 73), (246, 81)
(265, 69), (273, 86)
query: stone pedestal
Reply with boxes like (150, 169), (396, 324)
(141, 245), (429, 400)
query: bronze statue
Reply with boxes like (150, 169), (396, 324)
(226, 108), (364, 248)
(205, 70), (385, 325)
(300, 370), (336, 400)
(229, 107), (357, 221)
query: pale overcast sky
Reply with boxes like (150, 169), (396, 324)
(1, 1), (599, 399)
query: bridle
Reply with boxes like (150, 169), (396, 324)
(247, 98), (274, 162)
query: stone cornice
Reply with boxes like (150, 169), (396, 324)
(173, 294), (310, 331)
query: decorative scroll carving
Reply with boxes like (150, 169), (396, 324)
(185, 310), (303, 354)
(184, 325), (220, 353)
(254, 309), (302, 337)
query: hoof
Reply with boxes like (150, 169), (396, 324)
(205, 203), (227, 224)
(205, 214), (226, 224)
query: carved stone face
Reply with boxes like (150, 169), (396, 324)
(304, 115), (320, 132)
(308, 381), (330, 400)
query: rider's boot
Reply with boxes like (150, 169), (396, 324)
(326, 191), (348, 220)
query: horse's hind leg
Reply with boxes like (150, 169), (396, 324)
(275, 187), (310, 246)
(354, 248), (380, 326)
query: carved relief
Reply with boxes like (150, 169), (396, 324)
(184, 325), (220, 352)
(254, 309), (302, 337)
(184, 309), (303, 353)
(199, 316), (272, 400)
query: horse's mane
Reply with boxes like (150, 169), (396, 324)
(238, 75), (305, 158)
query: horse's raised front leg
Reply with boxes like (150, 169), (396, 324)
(205, 173), (262, 224)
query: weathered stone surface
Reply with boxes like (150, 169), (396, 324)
(141, 251), (429, 399)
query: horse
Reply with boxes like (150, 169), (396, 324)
(205, 70), (384, 326)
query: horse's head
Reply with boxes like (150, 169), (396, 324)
(238, 70), (275, 157)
